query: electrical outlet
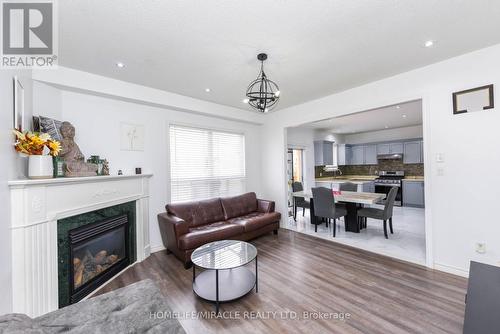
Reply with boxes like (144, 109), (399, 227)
(475, 242), (486, 254)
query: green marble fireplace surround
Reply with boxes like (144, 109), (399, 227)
(57, 201), (137, 308)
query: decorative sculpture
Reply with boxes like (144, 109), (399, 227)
(59, 122), (98, 177)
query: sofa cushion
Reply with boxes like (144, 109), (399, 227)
(167, 198), (225, 227)
(178, 222), (245, 250)
(228, 212), (281, 232)
(220, 192), (258, 219)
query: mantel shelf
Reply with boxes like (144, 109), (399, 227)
(8, 173), (153, 188)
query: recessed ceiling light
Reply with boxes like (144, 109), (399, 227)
(205, 88), (211, 93)
(242, 98), (249, 104)
(424, 40), (435, 48)
(116, 62), (125, 68)
(385, 125), (389, 129)
(402, 114), (407, 118)
(396, 105), (401, 109)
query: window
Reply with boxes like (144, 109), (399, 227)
(169, 125), (246, 203)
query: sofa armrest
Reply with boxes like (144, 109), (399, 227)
(257, 199), (275, 213)
(157, 212), (190, 250)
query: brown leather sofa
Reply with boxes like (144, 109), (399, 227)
(157, 192), (281, 268)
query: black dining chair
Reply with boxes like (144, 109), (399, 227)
(357, 186), (398, 239)
(311, 187), (347, 237)
(292, 181), (310, 221)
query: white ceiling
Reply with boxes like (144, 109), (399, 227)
(304, 100), (422, 134)
(59, 1), (500, 112)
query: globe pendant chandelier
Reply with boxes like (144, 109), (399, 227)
(244, 53), (280, 113)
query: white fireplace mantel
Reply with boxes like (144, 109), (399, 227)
(8, 174), (153, 317)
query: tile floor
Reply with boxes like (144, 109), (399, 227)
(286, 204), (426, 265)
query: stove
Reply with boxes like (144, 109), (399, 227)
(374, 171), (404, 206)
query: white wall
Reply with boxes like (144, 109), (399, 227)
(286, 127), (315, 191)
(344, 125), (423, 144)
(52, 89), (262, 252)
(0, 70), (32, 314)
(261, 43), (500, 276)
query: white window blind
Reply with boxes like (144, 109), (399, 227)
(170, 125), (246, 203)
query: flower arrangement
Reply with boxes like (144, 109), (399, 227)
(13, 129), (61, 156)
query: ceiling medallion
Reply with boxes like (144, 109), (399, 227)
(245, 53), (280, 113)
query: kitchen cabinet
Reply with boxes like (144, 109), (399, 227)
(403, 180), (425, 207)
(314, 141), (334, 165)
(377, 142), (404, 155)
(362, 181), (375, 193)
(403, 141), (423, 164)
(364, 145), (378, 165)
(351, 146), (364, 165)
(337, 145), (352, 165)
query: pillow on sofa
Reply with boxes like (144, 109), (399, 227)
(221, 192), (258, 219)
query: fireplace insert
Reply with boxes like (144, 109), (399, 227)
(68, 214), (130, 304)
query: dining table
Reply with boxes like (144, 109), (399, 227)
(292, 190), (386, 233)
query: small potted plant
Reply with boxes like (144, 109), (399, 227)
(13, 129), (61, 179)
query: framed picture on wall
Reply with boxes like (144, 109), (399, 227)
(452, 84), (494, 114)
(13, 76), (25, 131)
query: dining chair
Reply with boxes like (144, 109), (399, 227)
(292, 181), (310, 221)
(311, 187), (348, 237)
(339, 182), (358, 192)
(357, 186), (398, 239)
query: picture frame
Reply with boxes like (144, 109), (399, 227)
(452, 84), (494, 115)
(120, 123), (145, 151)
(13, 76), (25, 131)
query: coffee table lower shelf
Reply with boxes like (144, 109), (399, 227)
(193, 266), (256, 307)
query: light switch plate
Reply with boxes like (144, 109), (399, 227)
(475, 242), (486, 254)
(436, 153), (445, 163)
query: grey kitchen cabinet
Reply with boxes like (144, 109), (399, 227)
(314, 141), (334, 165)
(390, 142), (404, 154)
(337, 144), (346, 165)
(364, 145), (378, 165)
(403, 180), (425, 207)
(377, 142), (404, 155)
(403, 141), (422, 164)
(344, 145), (352, 165)
(362, 181), (375, 193)
(351, 146), (364, 165)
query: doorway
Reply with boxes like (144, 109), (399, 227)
(287, 148), (304, 209)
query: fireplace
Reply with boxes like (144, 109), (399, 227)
(69, 215), (130, 304)
(58, 201), (137, 308)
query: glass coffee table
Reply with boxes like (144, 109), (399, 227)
(191, 240), (258, 313)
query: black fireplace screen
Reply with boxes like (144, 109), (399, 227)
(69, 214), (130, 303)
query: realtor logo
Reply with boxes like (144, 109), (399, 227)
(1, 0), (58, 68)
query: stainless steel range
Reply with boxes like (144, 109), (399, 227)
(374, 171), (404, 206)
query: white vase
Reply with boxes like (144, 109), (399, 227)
(28, 155), (54, 179)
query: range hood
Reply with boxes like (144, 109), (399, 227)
(377, 153), (403, 160)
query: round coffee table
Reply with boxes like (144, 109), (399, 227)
(191, 240), (258, 312)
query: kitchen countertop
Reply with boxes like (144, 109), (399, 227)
(315, 175), (377, 184)
(403, 176), (424, 182)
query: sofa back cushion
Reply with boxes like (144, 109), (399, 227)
(167, 198), (225, 227)
(220, 192), (258, 219)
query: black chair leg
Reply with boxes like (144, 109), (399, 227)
(383, 220), (388, 239)
(315, 219), (318, 232)
(389, 217), (394, 234)
(303, 207), (305, 216)
(333, 219), (336, 237)
(293, 204), (297, 221)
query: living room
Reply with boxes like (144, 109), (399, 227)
(1, 1), (500, 333)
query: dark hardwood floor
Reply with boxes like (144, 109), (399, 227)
(96, 229), (467, 334)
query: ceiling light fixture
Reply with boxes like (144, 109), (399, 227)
(396, 105), (401, 109)
(402, 114), (407, 118)
(245, 53), (280, 113)
(385, 125), (389, 129)
(205, 88), (211, 92)
(424, 40), (434, 48)
(116, 62), (125, 68)
(242, 98), (249, 104)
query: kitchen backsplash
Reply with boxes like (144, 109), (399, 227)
(315, 160), (424, 178)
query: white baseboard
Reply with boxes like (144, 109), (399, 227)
(434, 263), (469, 278)
(150, 244), (166, 253)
